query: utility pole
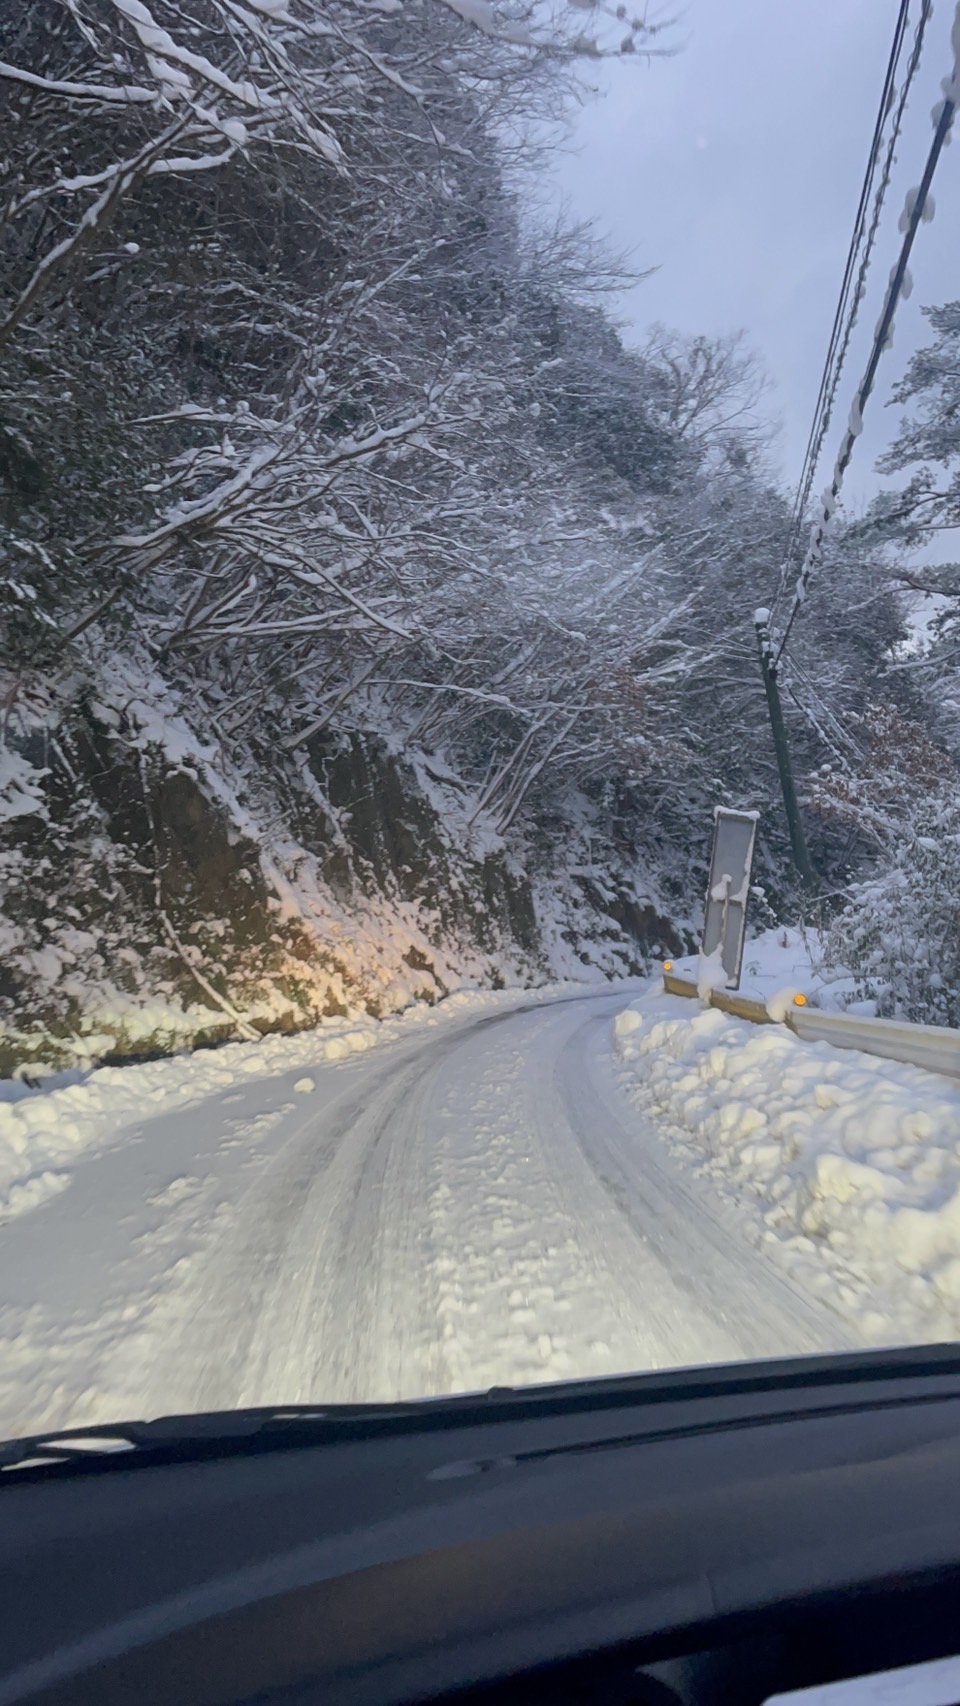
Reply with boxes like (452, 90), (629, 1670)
(754, 610), (816, 889)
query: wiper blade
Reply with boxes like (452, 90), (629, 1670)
(0, 1391), (542, 1477)
(8, 1346), (960, 1481)
(1, 1392), (518, 1478)
(0, 1405), (370, 1475)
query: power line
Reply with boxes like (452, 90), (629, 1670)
(774, 0), (959, 668)
(774, 0), (914, 616)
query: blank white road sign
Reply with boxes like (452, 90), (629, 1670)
(701, 808), (758, 990)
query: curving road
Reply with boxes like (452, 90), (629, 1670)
(118, 991), (855, 1412)
(0, 991), (854, 1436)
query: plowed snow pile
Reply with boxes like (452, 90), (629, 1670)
(615, 992), (960, 1345)
(0, 989), (572, 1228)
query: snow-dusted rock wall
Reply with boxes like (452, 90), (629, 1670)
(1, 664), (682, 1075)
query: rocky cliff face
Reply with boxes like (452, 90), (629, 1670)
(0, 662), (683, 1076)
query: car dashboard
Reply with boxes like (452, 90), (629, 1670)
(2, 1348), (960, 1706)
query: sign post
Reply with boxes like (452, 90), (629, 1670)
(700, 808), (758, 991)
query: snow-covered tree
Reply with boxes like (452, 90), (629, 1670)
(3, 0), (933, 982)
(825, 785), (960, 1027)
(876, 302), (960, 545)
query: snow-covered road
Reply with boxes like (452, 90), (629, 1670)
(0, 990), (854, 1439)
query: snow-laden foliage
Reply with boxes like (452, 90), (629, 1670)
(825, 787), (960, 1028)
(809, 300), (960, 1026)
(809, 704), (956, 851)
(1, 0), (904, 832)
(0, 0), (945, 1057)
(863, 300), (960, 752)
(877, 302), (960, 544)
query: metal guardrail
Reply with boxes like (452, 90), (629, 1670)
(662, 972), (960, 1082)
(789, 1004), (960, 1079)
(663, 970), (773, 1025)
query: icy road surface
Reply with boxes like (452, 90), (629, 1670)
(0, 990), (854, 1438)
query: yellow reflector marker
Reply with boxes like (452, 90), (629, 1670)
(793, 992), (808, 1007)
(663, 961), (673, 972)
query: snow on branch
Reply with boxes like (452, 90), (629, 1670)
(0, 59), (156, 104)
(0, 121), (186, 353)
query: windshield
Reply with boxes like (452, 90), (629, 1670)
(2, 0), (959, 1441)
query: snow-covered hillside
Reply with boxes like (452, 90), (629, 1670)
(0, 657), (682, 1076)
(6, 0), (948, 1075)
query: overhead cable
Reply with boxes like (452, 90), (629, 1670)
(774, 1), (960, 669)
(775, 0), (914, 616)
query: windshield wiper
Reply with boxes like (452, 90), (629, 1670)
(0, 1395), (517, 1479)
(0, 1405), (388, 1477)
(7, 1347), (960, 1482)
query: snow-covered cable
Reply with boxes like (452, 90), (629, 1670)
(773, 0), (915, 619)
(775, 1), (960, 670)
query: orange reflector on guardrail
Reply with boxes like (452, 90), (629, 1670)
(794, 993), (808, 1006)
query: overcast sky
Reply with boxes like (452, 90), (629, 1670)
(552, 0), (959, 522)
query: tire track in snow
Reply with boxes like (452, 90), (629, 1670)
(120, 993), (853, 1417)
(553, 1009), (858, 1359)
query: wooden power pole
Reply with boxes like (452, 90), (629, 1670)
(754, 610), (816, 890)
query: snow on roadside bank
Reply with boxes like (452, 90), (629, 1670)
(0, 1019), (375, 1226)
(0, 986), (578, 1228)
(668, 925), (868, 1014)
(614, 991), (960, 1346)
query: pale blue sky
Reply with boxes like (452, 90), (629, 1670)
(554, 0), (959, 519)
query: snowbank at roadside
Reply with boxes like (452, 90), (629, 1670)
(667, 925), (867, 1014)
(0, 1018), (380, 1226)
(614, 989), (960, 1346)
(0, 985), (587, 1228)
